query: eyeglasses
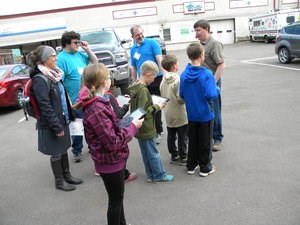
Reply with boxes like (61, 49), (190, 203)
(134, 31), (143, 38)
(72, 41), (81, 45)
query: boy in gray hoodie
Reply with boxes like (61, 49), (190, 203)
(160, 55), (188, 165)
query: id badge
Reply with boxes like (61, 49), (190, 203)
(133, 52), (141, 60)
(78, 67), (84, 75)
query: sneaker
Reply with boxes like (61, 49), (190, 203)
(146, 178), (154, 183)
(212, 142), (222, 152)
(124, 172), (137, 183)
(156, 174), (174, 182)
(73, 153), (83, 163)
(169, 155), (179, 164)
(155, 134), (162, 144)
(159, 131), (164, 135)
(187, 165), (199, 175)
(199, 165), (216, 177)
(179, 158), (187, 166)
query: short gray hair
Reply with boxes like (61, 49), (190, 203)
(140, 61), (159, 76)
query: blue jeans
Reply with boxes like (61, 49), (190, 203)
(138, 138), (166, 181)
(213, 80), (223, 143)
(71, 109), (83, 155)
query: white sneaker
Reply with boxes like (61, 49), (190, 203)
(146, 178), (154, 183)
(212, 142), (222, 151)
(187, 165), (199, 175)
(155, 134), (162, 144)
(199, 165), (216, 177)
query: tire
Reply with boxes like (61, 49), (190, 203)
(278, 47), (292, 64)
(14, 89), (24, 109)
(118, 80), (130, 95)
(250, 36), (254, 42)
(264, 36), (269, 44)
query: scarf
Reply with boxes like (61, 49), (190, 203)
(37, 64), (64, 83)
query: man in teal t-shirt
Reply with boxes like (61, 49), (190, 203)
(57, 31), (97, 163)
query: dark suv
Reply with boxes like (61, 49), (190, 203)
(80, 29), (131, 93)
(275, 22), (300, 64)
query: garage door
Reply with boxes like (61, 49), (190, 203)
(167, 18), (235, 47)
(209, 19), (235, 44)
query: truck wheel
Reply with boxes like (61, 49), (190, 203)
(250, 36), (254, 42)
(264, 36), (269, 43)
(278, 47), (291, 64)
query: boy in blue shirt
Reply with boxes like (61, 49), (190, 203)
(180, 42), (220, 177)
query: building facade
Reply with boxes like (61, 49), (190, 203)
(0, 0), (299, 63)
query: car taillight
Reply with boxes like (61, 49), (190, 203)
(0, 82), (8, 94)
(0, 81), (8, 88)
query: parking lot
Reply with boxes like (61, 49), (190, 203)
(1, 41), (300, 225)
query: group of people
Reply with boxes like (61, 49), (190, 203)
(27, 19), (224, 225)
(159, 20), (225, 177)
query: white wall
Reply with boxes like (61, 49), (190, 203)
(1, 0), (299, 49)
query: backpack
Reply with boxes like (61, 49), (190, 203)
(22, 75), (52, 121)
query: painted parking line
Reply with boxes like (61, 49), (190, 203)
(241, 56), (300, 71)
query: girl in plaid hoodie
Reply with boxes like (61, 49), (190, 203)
(78, 63), (143, 225)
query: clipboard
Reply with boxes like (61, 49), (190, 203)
(118, 107), (147, 128)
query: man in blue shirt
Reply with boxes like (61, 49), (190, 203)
(130, 25), (166, 144)
(57, 31), (97, 162)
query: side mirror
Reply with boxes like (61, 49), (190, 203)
(55, 46), (62, 53)
(121, 39), (132, 44)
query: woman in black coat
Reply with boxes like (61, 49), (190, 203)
(27, 45), (83, 191)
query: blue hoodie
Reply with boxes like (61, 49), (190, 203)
(180, 63), (220, 122)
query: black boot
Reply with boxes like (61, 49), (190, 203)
(50, 158), (76, 191)
(61, 153), (83, 185)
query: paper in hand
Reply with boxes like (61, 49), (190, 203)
(151, 95), (169, 105)
(116, 95), (130, 107)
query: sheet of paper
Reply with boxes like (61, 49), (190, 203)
(69, 118), (84, 136)
(151, 95), (169, 105)
(116, 95), (130, 107)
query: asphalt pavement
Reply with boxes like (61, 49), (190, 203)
(1, 41), (300, 225)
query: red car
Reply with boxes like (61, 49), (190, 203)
(0, 64), (31, 108)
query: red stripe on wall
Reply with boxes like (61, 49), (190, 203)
(0, 0), (155, 19)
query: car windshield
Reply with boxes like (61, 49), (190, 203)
(0, 68), (8, 79)
(81, 31), (118, 44)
